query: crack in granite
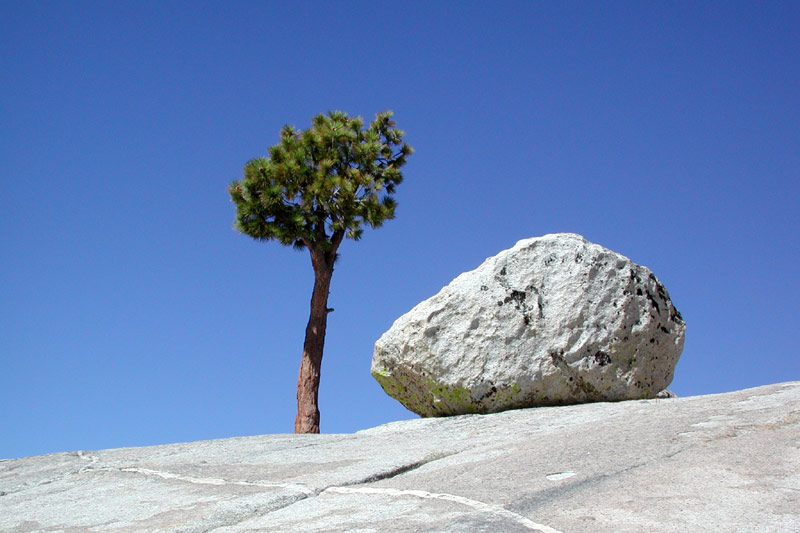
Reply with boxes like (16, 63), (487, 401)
(322, 486), (563, 532)
(92, 453), (556, 532)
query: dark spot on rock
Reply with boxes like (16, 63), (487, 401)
(649, 338), (655, 344)
(549, 351), (565, 365)
(637, 288), (643, 296)
(508, 290), (526, 303)
(497, 300), (503, 306)
(651, 275), (669, 300)
(480, 285), (488, 291)
(623, 336), (629, 341)
(575, 253), (583, 263)
(503, 290), (534, 325)
(523, 316), (530, 325)
(645, 291), (661, 315)
(593, 350), (611, 366)
(660, 326), (670, 334)
(500, 266), (507, 276)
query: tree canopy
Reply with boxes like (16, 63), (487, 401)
(229, 110), (412, 259)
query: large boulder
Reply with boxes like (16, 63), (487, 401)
(372, 233), (686, 416)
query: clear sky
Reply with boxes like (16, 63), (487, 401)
(2, 1), (798, 460)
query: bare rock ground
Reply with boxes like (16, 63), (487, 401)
(2, 382), (798, 532)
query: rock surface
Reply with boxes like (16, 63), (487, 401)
(372, 233), (686, 416)
(2, 382), (798, 532)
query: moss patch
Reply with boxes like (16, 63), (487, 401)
(374, 370), (537, 417)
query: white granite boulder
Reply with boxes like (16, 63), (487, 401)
(372, 233), (686, 416)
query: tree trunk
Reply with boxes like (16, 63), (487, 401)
(294, 256), (334, 434)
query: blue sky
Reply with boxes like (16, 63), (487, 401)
(2, 1), (798, 460)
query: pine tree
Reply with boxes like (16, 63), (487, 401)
(229, 110), (413, 433)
